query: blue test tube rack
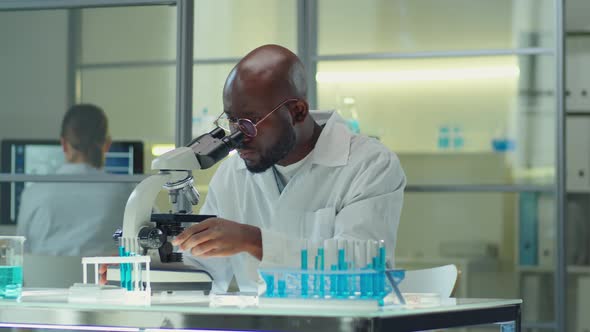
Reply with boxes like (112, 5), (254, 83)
(260, 240), (405, 305)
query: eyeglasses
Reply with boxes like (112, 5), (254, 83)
(215, 98), (298, 138)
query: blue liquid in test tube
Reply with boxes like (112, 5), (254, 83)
(365, 262), (373, 297)
(301, 244), (308, 297)
(372, 257), (378, 298)
(378, 241), (386, 295)
(118, 246), (126, 288)
(338, 247), (346, 297)
(313, 255), (319, 296)
(318, 247), (325, 297)
(330, 264), (338, 296)
(278, 279), (286, 297)
(264, 275), (275, 297)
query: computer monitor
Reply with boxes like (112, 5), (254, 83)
(0, 139), (144, 225)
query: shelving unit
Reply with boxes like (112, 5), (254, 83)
(564, 19), (590, 332)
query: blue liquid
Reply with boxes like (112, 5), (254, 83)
(301, 249), (308, 296)
(278, 279), (286, 297)
(0, 266), (23, 299)
(318, 248), (325, 296)
(264, 275), (274, 297)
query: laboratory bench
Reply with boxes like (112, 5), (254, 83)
(0, 291), (522, 332)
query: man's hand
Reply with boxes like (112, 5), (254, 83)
(171, 218), (262, 260)
(98, 264), (109, 285)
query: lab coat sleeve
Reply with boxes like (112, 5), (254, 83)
(260, 150), (406, 268)
(183, 177), (233, 293)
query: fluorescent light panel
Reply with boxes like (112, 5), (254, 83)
(151, 144), (176, 156)
(316, 65), (520, 83)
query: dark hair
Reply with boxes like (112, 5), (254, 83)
(60, 104), (108, 168)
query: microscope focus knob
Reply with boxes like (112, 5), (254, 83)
(170, 252), (183, 262)
(138, 226), (166, 249)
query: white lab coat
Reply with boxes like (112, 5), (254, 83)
(16, 163), (135, 256)
(186, 112), (406, 292)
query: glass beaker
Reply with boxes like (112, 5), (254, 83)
(0, 236), (25, 299)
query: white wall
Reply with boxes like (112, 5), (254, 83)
(0, 10), (68, 140)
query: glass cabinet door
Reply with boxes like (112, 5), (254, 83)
(78, 5), (178, 171)
(315, 1), (560, 330)
(317, 0), (554, 55)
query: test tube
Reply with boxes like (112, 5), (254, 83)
(321, 239), (337, 297)
(124, 239), (132, 291)
(367, 240), (379, 297)
(378, 240), (386, 271)
(278, 273), (286, 298)
(330, 264), (338, 296)
(318, 246), (325, 297)
(134, 262), (140, 291)
(118, 243), (126, 289)
(378, 240), (386, 295)
(323, 239), (338, 273)
(346, 240), (356, 297)
(301, 240), (308, 297)
(337, 239), (347, 297)
(355, 240), (367, 297)
(264, 274), (275, 297)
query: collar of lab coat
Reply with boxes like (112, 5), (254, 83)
(56, 162), (104, 174)
(236, 111), (352, 170)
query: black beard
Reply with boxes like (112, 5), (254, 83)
(246, 126), (296, 173)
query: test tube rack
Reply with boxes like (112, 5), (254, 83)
(68, 256), (152, 305)
(259, 268), (405, 308)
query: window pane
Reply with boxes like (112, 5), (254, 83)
(194, 0), (297, 59)
(317, 55), (555, 186)
(80, 66), (176, 172)
(318, 0), (554, 55)
(192, 63), (236, 138)
(191, 63), (238, 211)
(0, 9), (68, 142)
(0, 8), (160, 226)
(80, 6), (176, 64)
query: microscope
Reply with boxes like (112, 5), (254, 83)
(119, 127), (244, 266)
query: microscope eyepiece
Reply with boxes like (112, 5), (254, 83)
(222, 130), (245, 149)
(188, 127), (245, 169)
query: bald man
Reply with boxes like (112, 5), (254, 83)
(173, 44), (406, 293)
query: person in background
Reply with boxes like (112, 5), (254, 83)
(17, 104), (134, 256)
(172, 44), (406, 293)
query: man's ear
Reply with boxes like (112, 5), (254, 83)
(291, 100), (309, 124)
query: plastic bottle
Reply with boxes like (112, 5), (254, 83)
(438, 125), (450, 149)
(491, 126), (515, 152)
(337, 97), (361, 134)
(452, 126), (464, 149)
